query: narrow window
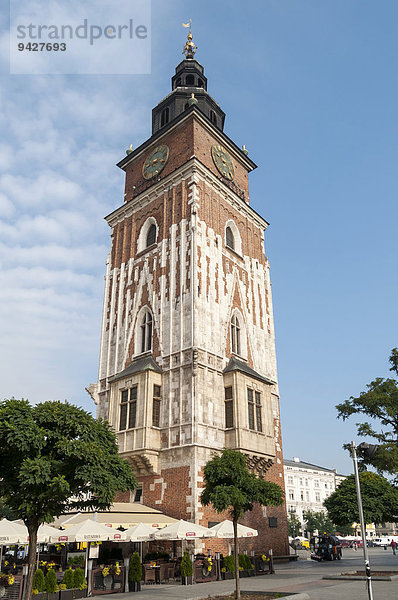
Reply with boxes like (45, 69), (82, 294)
(209, 110), (217, 126)
(134, 487), (143, 502)
(160, 107), (169, 127)
(146, 223), (156, 247)
(225, 226), (235, 250)
(247, 388), (255, 430)
(288, 490), (294, 500)
(128, 386), (137, 429)
(119, 389), (128, 430)
(140, 310), (153, 353)
(176, 77), (181, 87)
(255, 391), (262, 432)
(198, 78), (203, 88)
(224, 386), (233, 428)
(152, 384), (161, 427)
(186, 74), (194, 85)
(231, 314), (241, 355)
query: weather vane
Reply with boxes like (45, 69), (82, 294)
(182, 19), (197, 58)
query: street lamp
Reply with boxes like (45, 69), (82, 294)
(351, 441), (377, 600)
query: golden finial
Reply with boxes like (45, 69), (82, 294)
(126, 144), (133, 155)
(182, 19), (197, 58)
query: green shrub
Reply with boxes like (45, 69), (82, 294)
(44, 569), (57, 595)
(128, 552), (142, 583)
(180, 551), (193, 578)
(62, 568), (74, 590)
(33, 569), (45, 593)
(72, 568), (86, 590)
(223, 555), (236, 573)
(238, 554), (253, 570)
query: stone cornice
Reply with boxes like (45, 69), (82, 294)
(105, 157), (269, 231)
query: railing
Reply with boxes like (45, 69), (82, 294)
(91, 568), (124, 595)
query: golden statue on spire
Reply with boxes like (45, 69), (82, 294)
(182, 19), (197, 58)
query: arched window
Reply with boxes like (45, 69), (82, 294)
(160, 107), (169, 127)
(146, 224), (156, 247)
(209, 110), (217, 126)
(140, 309), (153, 353)
(176, 77), (182, 87)
(231, 314), (241, 356)
(225, 226), (235, 251)
(198, 78), (204, 88)
(186, 74), (194, 85)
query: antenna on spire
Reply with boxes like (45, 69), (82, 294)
(182, 19), (197, 58)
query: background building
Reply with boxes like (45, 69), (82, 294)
(284, 457), (346, 529)
(88, 32), (289, 555)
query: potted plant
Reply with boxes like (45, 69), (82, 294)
(0, 572), (15, 598)
(72, 569), (87, 599)
(180, 551), (193, 585)
(221, 555), (235, 580)
(238, 554), (254, 577)
(58, 568), (74, 600)
(128, 553), (142, 592)
(44, 569), (58, 600)
(32, 569), (45, 599)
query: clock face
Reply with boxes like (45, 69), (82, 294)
(142, 145), (169, 180)
(211, 144), (235, 180)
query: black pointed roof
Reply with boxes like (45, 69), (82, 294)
(108, 355), (162, 383)
(223, 357), (276, 385)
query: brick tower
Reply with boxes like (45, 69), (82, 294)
(89, 30), (289, 555)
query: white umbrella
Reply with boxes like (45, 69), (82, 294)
(124, 523), (159, 542)
(37, 524), (63, 543)
(151, 519), (215, 540)
(49, 519), (126, 543)
(208, 520), (258, 538)
(0, 519), (28, 544)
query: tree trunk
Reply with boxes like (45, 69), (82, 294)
(233, 518), (240, 600)
(24, 521), (39, 600)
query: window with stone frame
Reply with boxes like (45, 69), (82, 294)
(255, 391), (262, 432)
(225, 226), (235, 250)
(230, 313), (241, 355)
(152, 384), (161, 427)
(224, 386), (234, 428)
(140, 309), (153, 353)
(119, 385), (138, 431)
(247, 388), (255, 430)
(146, 223), (157, 247)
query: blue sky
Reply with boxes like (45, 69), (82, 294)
(1, 1), (397, 476)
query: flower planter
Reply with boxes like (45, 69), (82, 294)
(128, 582), (141, 592)
(181, 576), (193, 585)
(60, 590), (74, 600)
(221, 572), (234, 580)
(247, 569), (255, 577)
(72, 589), (87, 599)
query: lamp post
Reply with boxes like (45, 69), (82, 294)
(351, 441), (374, 600)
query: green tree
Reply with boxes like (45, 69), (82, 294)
(324, 471), (398, 527)
(0, 398), (137, 600)
(336, 349), (398, 479)
(128, 552), (142, 589)
(287, 513), (302, 537)
(303, 510), (336, 536)
(201, 449), (284, 600)
(44, 569), (57, 597)
(62, 568), (74, 590)
(0, 498), (16, 520)
(33, 569), (45, 593)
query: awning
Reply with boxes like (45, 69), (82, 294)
(52, 502), (178, 530)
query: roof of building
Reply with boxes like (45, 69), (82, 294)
(108, 355), (162, 383)
(283, 458), (345, 475)
(223, 356), (276, 385)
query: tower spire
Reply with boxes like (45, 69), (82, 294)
(182, 19), (197, 58)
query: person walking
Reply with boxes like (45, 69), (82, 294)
(391, 539), (396, 555)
